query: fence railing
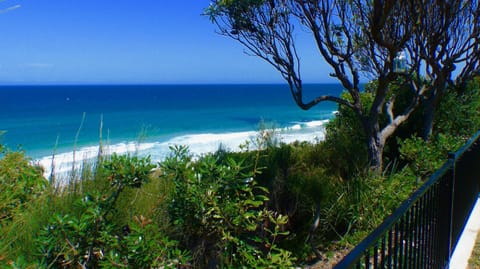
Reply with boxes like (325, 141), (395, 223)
(334, 131), (480, 269)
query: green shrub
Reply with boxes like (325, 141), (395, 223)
(321, 93), (369, 180)
(0, 150), (47, 227)
(399, 77), (480, 179)
(399, 134), (463, 178)
(434, 77), (480, 138)
(162, 145), (295, 268)
(38, 193), (112, 268)
(0, 149), (49, 266)
(35, 154), (185, 268)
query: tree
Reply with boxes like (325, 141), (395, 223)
(411, 0), (480, 140)
(206, 0), (424, 170)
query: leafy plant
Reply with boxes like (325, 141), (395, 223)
(99, 215), (189, 269)
(0, 150), (46, 227)
(38, 194), (110, 268)
(37, 154), (158, 268)
(399, 134), (463, 179)
(162, 145), (295, 267)
(434, 77), (480, 138)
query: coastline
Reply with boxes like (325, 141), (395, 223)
(35, 119), (330, 180)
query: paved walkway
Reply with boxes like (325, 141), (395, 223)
(449, 197), (480, 269)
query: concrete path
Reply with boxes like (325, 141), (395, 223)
(449, 197), (480, 269)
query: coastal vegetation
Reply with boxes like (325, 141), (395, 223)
(206, 0), (480, 171)
(0, 77), (479, 268)
(0, 1), (479, 268)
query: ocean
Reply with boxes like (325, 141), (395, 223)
(0, 84), (341, 177)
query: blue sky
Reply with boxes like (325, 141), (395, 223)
(0, 1), (333, 85)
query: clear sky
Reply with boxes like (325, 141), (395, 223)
(0, 1), (333, 85)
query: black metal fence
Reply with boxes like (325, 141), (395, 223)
(334, 131), (480, 269)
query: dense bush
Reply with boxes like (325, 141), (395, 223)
(0, 149), (49, 267)
(34, 154), (191, 269)
(0, 145), (296, 268)
(400, 78), (480, 178)
(0, 150), (47, 228)
(162, 145), (295, 268)
(434, 77), (480, 138)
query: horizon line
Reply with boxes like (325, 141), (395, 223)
(0, 82), (347, 87)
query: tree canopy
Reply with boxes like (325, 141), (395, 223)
(207, 0), (480, 170)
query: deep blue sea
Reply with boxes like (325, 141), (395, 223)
(0, 84), (341, 176)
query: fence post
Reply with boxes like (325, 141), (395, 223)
(447, 152), (456, 266)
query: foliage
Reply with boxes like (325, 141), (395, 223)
(318, 77), (419, 177)
(99, 215), (189, 269)
(162, 145), (295, 267)
(207, 0), (436, 170)
(319, 169), (417, 246)
(434, 77), (480, 138)
(399, 134), (463, 178)
(102, 153), (155, 189)
(400, 78), (480, 179)
(414, 1), (480, 139)
(38, 193), (112, 268)
(244, 142), (329, 258)
(0, 150), (46, 228)
(0, 188), (51, 268)
(207, 0), (266, 34)
(34, 154), (188, 269)
(321, 92), (369, 179)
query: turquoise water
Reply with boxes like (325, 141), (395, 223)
(0, 84), (341, 174)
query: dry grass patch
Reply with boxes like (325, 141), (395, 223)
(469, 231), (480, 269)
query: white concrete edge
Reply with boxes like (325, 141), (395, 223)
(449, 197), (480, 269)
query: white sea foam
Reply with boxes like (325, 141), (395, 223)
(37, 142), (158, 181)
(290, 124), (303, 130)
(164, 131), (258, 154)
(305, 120), (329, 127)
(37, 120), (329, 181)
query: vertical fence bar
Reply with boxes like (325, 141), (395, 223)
(448, 153), (456, 260)
(387, 229), (393, 268)
(411, 203), (418, 268)
(398, 217), (404, 268)
(425, 191), (431, 266)
(434, 180), (442, 268)
(418, 199), (424, 268)
(417, 195), (425, 268)
(373, 242), (378, 268)
(425, 189), (433, 267)
(414, 203), (420, 267)
(380, 234), (386, 268)
(365, 250), (370, 268)
(409, 206), (415, 268)
(393, 222), (399, 267)
(416, 198), (421, 268)
(402, 214), (409, 268)
(435, 179), (441, 267)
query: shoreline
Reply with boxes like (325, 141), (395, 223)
(35, 119), (330, 180)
